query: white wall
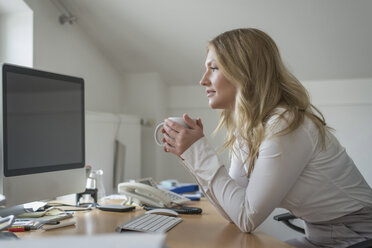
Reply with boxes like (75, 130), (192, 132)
(24, 0), (125, 113)
(0, 7), (33, 66)
(165, 78), (372, 241)
(123, 72), (168, 181)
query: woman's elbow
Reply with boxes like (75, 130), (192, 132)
(235, 219), (256, 233)
(237, 225), (255, 233)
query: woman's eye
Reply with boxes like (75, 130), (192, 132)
(210, 67), (218, 72)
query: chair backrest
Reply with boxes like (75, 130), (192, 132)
(347, 239), (372, 248)
(273, 212), (372, 248)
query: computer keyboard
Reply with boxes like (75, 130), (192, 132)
(116, 213), (182, 233)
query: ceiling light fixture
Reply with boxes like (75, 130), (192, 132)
(50, 0), (77, 25)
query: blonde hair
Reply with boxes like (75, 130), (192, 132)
(209, 28), (328, 177)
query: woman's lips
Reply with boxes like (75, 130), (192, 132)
(206, 90), (216, 97)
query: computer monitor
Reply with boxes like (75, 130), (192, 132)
(0, 63), (86, 207)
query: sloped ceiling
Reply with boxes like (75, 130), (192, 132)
(61, 0), (372, 85)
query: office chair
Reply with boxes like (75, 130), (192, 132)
(273, 212), (372, 248)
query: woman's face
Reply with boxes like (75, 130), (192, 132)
(200, 49), (237, 110)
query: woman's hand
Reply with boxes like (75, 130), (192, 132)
(162, 114), (204, 157)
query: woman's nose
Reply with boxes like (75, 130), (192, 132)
(200, 73), (210, 86)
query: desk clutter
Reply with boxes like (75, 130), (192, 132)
(5, 206), (75, 233)
(0, 177), (202, 241)
(0, 173), (293, 248)
(0, 205), (78, 240)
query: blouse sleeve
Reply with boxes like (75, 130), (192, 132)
(180, 123), (315, 232)
(228, 142), (249, 188)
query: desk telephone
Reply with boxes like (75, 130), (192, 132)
(118, 178), (189, 208)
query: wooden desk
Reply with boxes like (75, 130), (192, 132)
(17, 199), (293, 248)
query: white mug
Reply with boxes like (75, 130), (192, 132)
(154, 117), (196, 146)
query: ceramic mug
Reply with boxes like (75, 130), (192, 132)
(154, 117), (196, 146)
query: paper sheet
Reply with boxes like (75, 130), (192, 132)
(0, 233), (166, 248)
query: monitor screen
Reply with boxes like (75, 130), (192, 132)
(3, 67), (84, 176)
(0, 64), (86, 207)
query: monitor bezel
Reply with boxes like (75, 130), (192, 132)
(2, 64), (85, 177)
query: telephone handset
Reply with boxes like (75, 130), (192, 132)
(118, 178), (190, 208)
(118, 182), (173, 208)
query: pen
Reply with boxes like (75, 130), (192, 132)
(8, 226), (31, 232)
(42, 220), (76, 231)
(45, 221), (60, 225)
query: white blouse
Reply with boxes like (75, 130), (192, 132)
(180, 113), (372, 232)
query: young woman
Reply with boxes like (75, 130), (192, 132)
(161, 28), (372, 247)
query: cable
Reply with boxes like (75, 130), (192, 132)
(143, 206), (202, 215)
